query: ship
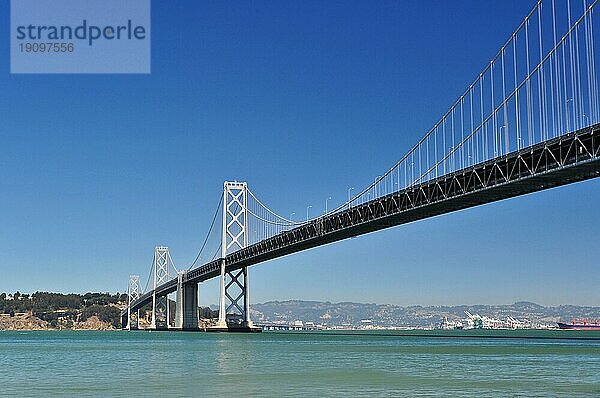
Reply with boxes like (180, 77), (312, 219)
(557, 319), (600, 330)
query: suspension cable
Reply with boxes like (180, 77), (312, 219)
(211, 242), (222, 261)
(247, 208), (303, 226)
(168, 251), (179, 274)
(247, 189), (299, 224)
(143, 254), (154, 293)
(328, 0), (597, 216)
(188, 192), (223, 270)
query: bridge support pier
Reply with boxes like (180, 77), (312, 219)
(175, 272), (199, 330)
(121, 312), (129, 330)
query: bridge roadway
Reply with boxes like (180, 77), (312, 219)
(127, 124), (600, 313)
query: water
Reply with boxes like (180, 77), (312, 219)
(1, 329), (600, 397)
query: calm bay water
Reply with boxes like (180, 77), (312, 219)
(1, 329), (599, 397)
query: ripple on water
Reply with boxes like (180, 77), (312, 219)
(1, 330), (599, 397)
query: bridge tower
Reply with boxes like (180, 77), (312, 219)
(151, 246), (171, 329)
(126, 275), (140, 330)
(216, 181), (253, 329)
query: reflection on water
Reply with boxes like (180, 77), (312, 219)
(214, 334), (259, 396)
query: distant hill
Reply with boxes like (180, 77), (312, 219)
(249, 300), (600, 327)
(0, 291), (126, 329)
(4, 291), (598, 329)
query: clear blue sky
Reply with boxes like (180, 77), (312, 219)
(1, 1), (599, 306)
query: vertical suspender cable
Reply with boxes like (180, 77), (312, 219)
(480, 75), (485, 160)
(514, 35), (521, 149)
(502, 48), (509, 154)
(552, 0), (561, 137)
(460, 98), (465, 167)
(568, 0), (578, 130)
(526, 19), (534, 145)
(538, 4), (546, 141)
(575, 3), (584, 128)
(470, 89), (474, 163)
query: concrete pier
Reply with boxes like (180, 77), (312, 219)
(175, 273), (199, 330)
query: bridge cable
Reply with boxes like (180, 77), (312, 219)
(187, 193), (223, 271)
(211, 242), (222, 261)
(247, 209), (298, 227)
(327, 0), (599, 217)
(142, 254), (154, 294)
(247, 189), (302, 225)
(386, 1), (598, 192)
(168, 251), (179, 275)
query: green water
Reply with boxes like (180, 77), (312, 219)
(1, 329), (600, 397)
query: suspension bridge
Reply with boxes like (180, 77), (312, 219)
(122, 0), (600, 331)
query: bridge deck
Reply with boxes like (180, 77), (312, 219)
(128, 124), (600, 313)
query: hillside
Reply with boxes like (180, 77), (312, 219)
(2, 292), (598, 329)
(0, 292), (126, 330)
(250, 300), (600, 327)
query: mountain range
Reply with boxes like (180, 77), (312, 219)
(247, 300), (600, 327)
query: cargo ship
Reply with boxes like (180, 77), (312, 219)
(557, 320), (600, 330)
